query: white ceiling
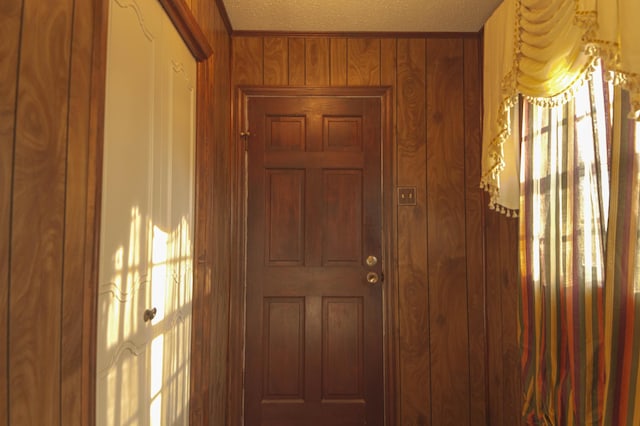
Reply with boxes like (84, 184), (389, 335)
(221, 0), (502, 33)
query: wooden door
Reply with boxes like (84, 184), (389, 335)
(245, 95), (384, 426)
(95, 0), (196, 424)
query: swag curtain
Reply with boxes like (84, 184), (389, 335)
(483, 1), (640, 425)
(481, 0), (640, 213)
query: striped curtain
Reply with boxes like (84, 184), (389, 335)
(602, 89), (640, 426)
(519, 66), (611, 425)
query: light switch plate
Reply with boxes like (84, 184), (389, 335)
(398, 187), (417, 205)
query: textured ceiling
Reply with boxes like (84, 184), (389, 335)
(221, 0), (502, 33)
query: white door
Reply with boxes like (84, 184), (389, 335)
(96, 0), (197, 424)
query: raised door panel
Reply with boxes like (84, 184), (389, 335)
(246, 96), (383, 426)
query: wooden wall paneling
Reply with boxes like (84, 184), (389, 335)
(305, 37), (330, 85)
(330, 38), (347, 86)
(0, 0), (23, 422)
(425, 38), (469, 426)
(499, 216), (521, 426)
(61, 0), (98, 424)
(288, 37), (305, 86)
(209, 8), (232, 426)
(264, 36), (288, 85)
(463, 37), (488, 426)
(347, 38), (381, 86)
(485, 209), (520, 426)
(232, 36), (264, 85)
(380, 37), (398, 426)
(186, 1), (232, 425)
(396, 38), (430, 426)
(9, 0), (74, 423)
(191, 58), (214, 426)
(189, 0), (214, 423)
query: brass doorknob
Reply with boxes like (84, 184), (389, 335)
(366, 272), (379, 284)
(366, 255), (378, 266)
(144, 307), (157, 322)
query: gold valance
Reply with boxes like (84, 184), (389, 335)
(481, 0), (640, 214)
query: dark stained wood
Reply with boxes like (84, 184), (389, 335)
(244, 94), (384, 425)
(485, 208), (520, 426)
(187, 1), (232, 425)
(288, 37), (306, 86)
(9, 0), (74, 423)
(158, 0), (213, 60)
(232, 36), (264, 85)
(463, 37), (488, 425)
(305, 38), (330, 85)
(347, 38), (381, 86)
(396, 38), (430, 426)
(426, 38), (469, 426)
(61, 0), (102, 424)
(0, 0), (22, 423)
(330, 38), (347, 86)
(379, 37), (399, 426)
(225, 32), (519, 426)
(264, 36), (289, 85)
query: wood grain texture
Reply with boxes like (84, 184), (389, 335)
(232, 36), (263, 85)
(396, 38), (430, 426)
(288, 37), (305, 86)
(264, 36), (288, 85)
(61, 0), (97, 424)
(208, 7), (234, 424)
(484, 208), (520, 426)
(380, 37), (398, 426)
(463, 37), (488, 426)
(187, 1), (232, 425)
(227, 33), (520, 426)
(330, 38), (347, 86)
(0, 0), (23, 423)
(9, 0), (74, 424)
(426, 38), (469, 426)
(305, 38), (330, 86)
(347, 38), (381, 86)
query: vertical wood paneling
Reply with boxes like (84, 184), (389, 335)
(0, 0), (22, 422)
(463, 37), (488, 425)
(230, 33), (518, 426)
(426, 38), (469, 426)
(396, 38), (430, 426)
(380, 37), (398, 426)
(232, 36), (263, 85)
(288, 37), (305, 86)
(60, 0), (97, 424)
(9, 0), (74, 423)
(305, 37), (330, 86)
(264, 36), (288, 85)
(347, 38), (381, 86)
(330, 38), (347, 86)
(187, 1), (232, 425)
(485, 209), (519, 426)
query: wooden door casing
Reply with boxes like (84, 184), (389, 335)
(243, 91), (392, 426)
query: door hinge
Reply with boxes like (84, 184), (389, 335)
(240, 131), (250, 151)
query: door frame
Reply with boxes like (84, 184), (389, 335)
(229, 86), (398, 426)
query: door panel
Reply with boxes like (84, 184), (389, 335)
(96, 0), (196, 424)
(245, 96), (383, 426)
